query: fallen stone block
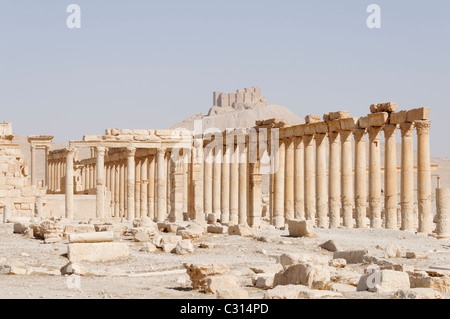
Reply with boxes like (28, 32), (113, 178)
(357, 270), (410, 293)
(287, 220), (317, 238)
(406, 252), (428, 259)
(395, 288), (441, 299)
(319, 240), (341, 252)
(263, 285), (308, 299)
(273, 263), (331, 289)
(162, 243), (177, 253)
(64, 224), (96, 234)
(69, 231), (114, 244)
(228, 225), (258, 237)
(385, 244), (402, 258)
(184, 263), (229, 291)
(140, 242), (158, 254)
(161, 235), (182, 246)
(279, 253), (329, 267)
(216, 289), (249, 299)
(177, 223), (205, 240)
(60, 262), (88, 276)
(329, 259), (347, 268)
(207, 224), (228, 234)
(13, 222), (30, 234)
(175, 240), (194, 255)
(250, 264), (283, 274)
(206, 275), (240, 294)
(333, 250), (368, 264)
(67, 243), (129, 262)
(410, 273), (450, 293)
(330, 283), (357, 292)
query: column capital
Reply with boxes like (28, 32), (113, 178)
(353, 128), (366, 140)
(368, 126), (382, 142)
(415, 120), (431, 135)
(126, 146), (137, 157)
(382, 124), (398, 138)
(156, 147), (166, 156)
(65, 147), (76, 155)
(96, 146), (107, 156)
(400, 122), (415, 138)
(340, 129), (353, 142)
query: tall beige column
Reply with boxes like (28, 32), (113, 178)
(89, 164), (94, 191)
(212, 147), (222, 219)
(119, 160), (125, 217)
(230, 143), (239, 224)
(221, 144), (230, 224)
(148, 155), (155, 220)
(30, 145), (37, 186)
(416, 120), (432, 234)
(170, 158), (184, 222)
(341, 130), (353, 228)
(114, 162), (120, 217)
(190, 137), (204, 222)
(383, 124), (398, 229)
(328, 131), (341, 228)
(183, 152), (189, 216)
(273, 139), (285, 227)
(109, 162), (115, 217)
(141, 156), (149, 218)
(44, 146), (49, 188)
(126, 147), (136, 221)
(65, 148), (75, 219)
(96, 147), (106, 219)
(284, 137), (295, 221)
(156, 148), (167, 222)
(304, 134), (316, 221)
(353, 129), (367, 228)
(400, 123), (415, 231)
(249, 133), (262, 228)
(315, 133), (328, 228)
(238, 137), (248, 225)
(294, 136), (305, 220)
(204, 148), (213, 218)
(135, 159), (142, 218)
(56, 160), (61, 192)
(436, 188), (450, 239)
(368, 126), (382, 228)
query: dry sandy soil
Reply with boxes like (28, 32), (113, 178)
(1, 221), (450, 300)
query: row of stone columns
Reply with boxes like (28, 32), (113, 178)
(269, 119), (432, 232)
(48, 157), (66, 193)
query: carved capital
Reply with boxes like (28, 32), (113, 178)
(96, 146), (106, 157)
(415, 120), (431, 135)
(126, 147), (136, 157)
(400, 123), (415, 138)
(156, 147), (166, 156)
(382, 124), (398, 138)
(368, 126), (382, 142)
(353, 128), (366, 141)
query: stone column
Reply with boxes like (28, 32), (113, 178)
(294, 136), (305, 220)
(328, 131), (341, 228)
(96, 146), (106, 219)
(353, 129), (367, 228)
(135, 159), (141, 218)
(238, 137), (248, 225)
(383, 124), (398, 230)
(230, 143), (239, 225)
(212, 147), (222, 220)
(89, 164), (94, 191)
(30, 145), (37, 186)
(436, 188), (450, 239)
(315, 133), (328, 228)
(400, 123), (415, 231)
(273, 138), (285, 227)
(119, 160), (125, 218)
(126, 147), (136, 221)
(170, 158), (184, 222)
(141, 156), (149, 218)
(114, 162), (120, 217)
(221, 143), (230, 224)
(191, 138), (204, 222)
(368, 126), (382, 228)
(156, 148), (167, 222)
(56, 160), (61, 192)
(249, 133), (262, 228)
(341, 130), (353, 228)
(304, 134), (316, 221)
(183, 153), (189, 217)
(65, 148), (75, 219)
(204, 148), (213, 218)
(148, 155), (155, 220)
(44, 146), (49, 188)
(284, 137), (295, 221)
(416, 120), (432, 234)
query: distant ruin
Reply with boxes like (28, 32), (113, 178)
(209, 87), (268, 116)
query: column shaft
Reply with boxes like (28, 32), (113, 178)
(383, 125), (398, 229)
(368, 126), (382, 228)
(341, 130), (353, 228)
(353, 129), (367, 228)
(400, 123), (415, 231)
(416, 120), (432, 233)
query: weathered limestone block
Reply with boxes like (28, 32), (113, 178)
(305, 115), (321, 124)
(368, 112), (389, 126)
(406, 252), (428, 259)
(133, 231), (151, 242)
(252, 274), (275, 289)
(279, 253), (329, 267)
(206, 275), (240, 294)
(250, 264), (283, 274)
(140, 242), (158, 254)
(0, 263), (27, 275)
(162, 243), (177, 253)
(13, 222), (30, 234)
(216, 289), (249, 299)
(410, 272), (450, 293)
(207, 224), (228, 234)
(287, 220), (317, 238)
(263, 285), (308, 299)
(395, 288), (441, 299)
(330, 269), (361, 286)
(406, 107), (430, 122)
(390, 110), (408, 124)
(319, 240), (341, 252)
(64, 224), (96, 234)
(184, 263), (230, 291)
(323, 111), (350, 122)
(329, 259), (347, 268)
(175, 240), (194, 255)
(330, 283), (357, 292)
(370, 102), (398, 114)
(69, 231), (114, 244)
(385, 245), (402, 258)
(161, 235), (182, 246)
(228, 225), (258, 237)
(357, 270), (410, 293)
(67, 243), (130, 262)
(273, 263), (331, 289)
(60, 261), (88, 276)
(339, 117), (358, 131)
(176, 223), (205, 240)
(39, 220), (64, 244)
(333, 250), (368, 264)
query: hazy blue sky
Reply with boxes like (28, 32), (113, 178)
(1, 1), (449, 156)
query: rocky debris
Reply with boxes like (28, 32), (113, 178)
(279, 253), (329, 268)
(207, 224), (228, 234)
(250, 264), (283, 274)
(206, 275), (240, 294)
(409, 271), (450, 293)
(133, 231), (152, 243)
(176, 223), (205, 240)
(329, 283), (357, 293)
(39, 220), (64, 244)
(161, 235), (182, 253)
(385, 245), (402, 258)
(216, 289), (249, 299)
(0, 224), (14, 235)
(133, 217), (158, 229)
(13, 222), (30, 235)
(198, 242), (219, 249)
(0, 262), (28, 275)
(333, 250), (368, 264)
(67, 243), (130, 262)
(273, 263), (331, 289)
(263, 284), (343, 299)
(252, 274), (274, 289)
(357, 270), (410, 293)
(184, 263), (230, 291)
(64, 224), (96, 234)
(319, 240), (341, 252)
(406, 252), (428, 259)
(395, 288), (442, 299)
(228, 225), (258, 237)
(287, 220), (317, 238)
(60, 261), (88, 276)
(175, 240), (194, 255)
(330, 269), (361, 287)
(139, 242), (158, 254)
(329, 259), (347, 268)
